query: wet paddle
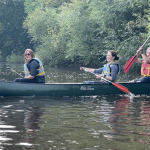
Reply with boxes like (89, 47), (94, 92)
(82, 68), (130, 94)
(6, 67), (24, 78)
(100, 76), (130, 94)
(124, 36), (150, 73)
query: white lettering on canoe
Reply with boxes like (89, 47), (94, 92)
(80, 86), (94, 90)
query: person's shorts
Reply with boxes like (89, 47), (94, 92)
(134, 77), (150, 83)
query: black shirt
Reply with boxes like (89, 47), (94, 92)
(27, 59), (45, 83)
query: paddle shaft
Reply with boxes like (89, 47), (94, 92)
(84, 69), (111, 83)
(7, 67), (24, 78)
(124, 36), (150, 73)
(82, 68), (130, 94)
(141, 36), (150, 48)
(134, 36), (150, 56)
(130, 36), (150, 59)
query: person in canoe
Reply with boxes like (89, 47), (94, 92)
(80, 50), (120, 84)
(129, 47), (150, 83)
(14, 49), (45, 83)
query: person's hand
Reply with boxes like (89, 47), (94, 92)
(80, 67), (84, 71)
(97, 74), (104, 78)
(137, 47), (143, 55)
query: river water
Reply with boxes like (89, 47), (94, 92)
(0, 62), (149, 150)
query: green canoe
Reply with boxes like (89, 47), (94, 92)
(0, 81), (150, 97)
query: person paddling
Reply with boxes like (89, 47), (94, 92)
(80, 50), (120, 84)
(130, 47), (150, 83)
(14, 49), (45, 83)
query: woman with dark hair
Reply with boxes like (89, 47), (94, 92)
(14, 49), (45, 83)
(80, 50), (120, 84)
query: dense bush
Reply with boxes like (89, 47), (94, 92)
(23, 0), (150, 70)
(0, 0), (33, 60)
(0, 0), (150, 71)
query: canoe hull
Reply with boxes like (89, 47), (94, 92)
(0, 81), (150, 97)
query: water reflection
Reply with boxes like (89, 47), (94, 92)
(140, 101), (150, 126)
(0, 98), (46, 150)
(23, 106), (45, 149)
(90, 97), (150, 148)
(0, 96), (150, 149)
(0, 101), (19, 149)
(107, 97), (130, 123)
(91, 97), (130, 142)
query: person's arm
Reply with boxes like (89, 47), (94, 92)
(80, 67), (95, 73)
(135, 47), (149, 63)
(135, 57), (142, 63)
(97, 74), (112, 81)
(25, 60), (39, 79)
(135, 47), (143, 63)
(110, 65), (119, 82)
(94, 68), (103, 74)
(141, 53), (149, 63)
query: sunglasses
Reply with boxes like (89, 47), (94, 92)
(25, 53), (31, 56)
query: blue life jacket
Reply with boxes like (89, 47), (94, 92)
(102, 63), (120, 82)
(24, 58), (45, 77)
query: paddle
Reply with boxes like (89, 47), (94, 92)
(82, 68), (130, 94)
(6, 67), (24, 78)
(124, 36), (150, 73)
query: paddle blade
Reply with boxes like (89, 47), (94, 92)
(124, 56), (136, 73)
(112, 82), (130, 94)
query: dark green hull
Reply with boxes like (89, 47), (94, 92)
(0, 81), (150, 97)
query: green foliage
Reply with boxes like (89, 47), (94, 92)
(0, 0), (149, 67)
(88, 0), (150, 68)
(24, 0), (71, 14)
(6, 51), (24, 63)
(0, 0), (33, 60)
(24, 0), (42, 14)
(23, 0), (150, 68)
(23, 7), (65, 66)
(45, 0), (71, 8)
(0, 51), (5, 61)
(24, 8), (59, 44)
